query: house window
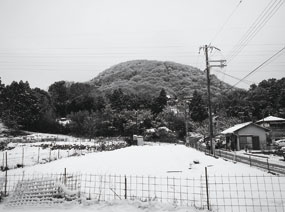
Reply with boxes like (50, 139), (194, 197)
(239, 136), (252, 149)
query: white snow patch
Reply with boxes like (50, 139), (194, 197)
(7, 143), (270, 177)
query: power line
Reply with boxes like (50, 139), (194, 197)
(210, 0), (243, 44)
(227, 0), (279, 61)
(227, 0), (284, 63)
(211, 68), (253, 85)
(225, 45), (285, 93)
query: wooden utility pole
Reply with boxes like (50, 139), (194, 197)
(205, 45), (214, 155)
(200, 45), (226, 155)
(184, 102), (188, 142)
(183, 97), (192, 144)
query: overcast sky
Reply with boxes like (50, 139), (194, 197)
(0, 0), (284, 90)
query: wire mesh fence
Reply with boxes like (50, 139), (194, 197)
(0, 139), (127, 171)
(191, 143), (285, 175)
(1, 171), (285, 211)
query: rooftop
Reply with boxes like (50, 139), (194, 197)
(221, 122), (252, 134)
(256, 116), (285, 123)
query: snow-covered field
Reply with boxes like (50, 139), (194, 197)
(6, 142), (271, 177)
(1, 200), (205, 212)
(1, 139), (284, 212)
(0, 133), (127, 170)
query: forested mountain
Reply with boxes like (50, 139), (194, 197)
(1, 60), (285, 141)
(89, 60), (232, 98)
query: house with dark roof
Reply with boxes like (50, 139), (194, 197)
(255, 116), (285, 141)
(221, 122), (270, 151)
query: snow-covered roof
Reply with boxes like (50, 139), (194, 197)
(221, 122), (252, 134)
(256, 116), (285, 123)
(221, 121), (270, 134)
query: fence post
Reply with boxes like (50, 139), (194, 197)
(58, 149), (60, 159)
(267, 158), (270, 172)
(4, 152), (8, 196)
(80, 139), (82, 155)
(124, 175), (127, 199)
(64, 168), (67, 186)
(22, 147), (24, 167)
(37, 147), (40, 164)
(249, 155), (251, 166)
(2, 152), (4, 170)
(205, 167), (210, 210)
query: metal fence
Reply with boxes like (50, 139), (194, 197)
(1, 171), (285, 212)
(0, 140), (127, 171)
(192, 144), (285, 175)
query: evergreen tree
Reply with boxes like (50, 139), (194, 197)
(94, 95), (106, 112)
(48, 81), (68, 117)
(1, 81), (41, 130)
(108, 88), (125, 111)
(151, 88), (168, 115)
(189, 90), (208, 122)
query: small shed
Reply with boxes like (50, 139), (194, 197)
(221, 122), (270, 150)
(137, 136), (144, 146)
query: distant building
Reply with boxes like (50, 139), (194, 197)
(256, 116), (285, 141)
(57, 118), (71, 126)
(221, 122), (270, 151)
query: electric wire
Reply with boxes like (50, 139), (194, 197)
(210, 0), (243, 45)
(211, 68), (253, 85)
(225, 45), (285, 93)
(227, 0), (280, 61)
(227, 0), (284, 63)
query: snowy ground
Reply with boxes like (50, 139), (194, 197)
(5, 142), (270, 177)
(0, 133), (126, 170)
(1, 141), (284, 212)
(1, 199), (205, 212)
(234, 149), (285, 165)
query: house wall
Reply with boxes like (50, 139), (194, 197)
(258, 121), (285, 141)
(237, 125), (267, 150)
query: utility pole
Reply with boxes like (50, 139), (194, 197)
(183, 97), (192, 145)
(184, 100), (189, 144)
(200, 45), (226, 155)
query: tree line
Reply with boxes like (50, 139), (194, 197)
(1, 77), (285, 140)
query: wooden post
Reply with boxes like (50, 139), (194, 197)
(249, 155), (251, 166)
(37, 147), (40, 164)
(124, 175), (127, 199)
(267, 158), (270, 172)
(205, 167), (210, 210)
(58, 149), (60, 159)
(4, 152), (8, 196)
(80, 139), (82, 155)
(2, 152), (4, 170)
(148, 176), (150, 200)
(22, 147), (24, 167)
(64, 168), (67, 186)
